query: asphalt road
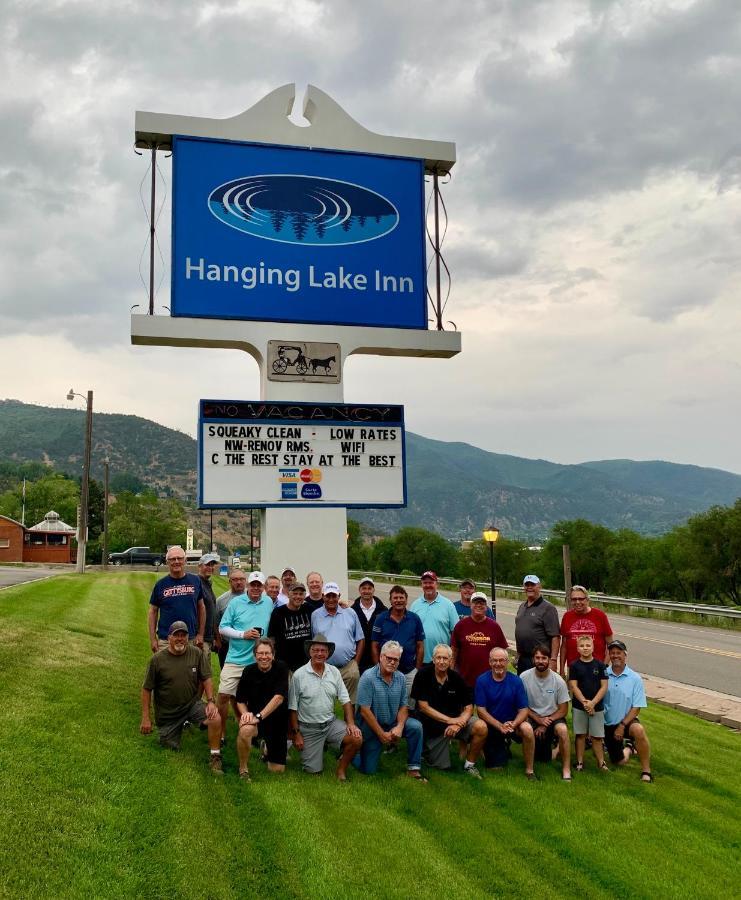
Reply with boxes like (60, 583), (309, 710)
(350, 580), (741, 699)
(0, 566), (64, 590)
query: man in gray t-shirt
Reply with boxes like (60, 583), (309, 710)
(520, 643), (571, 779)
(514, 574), (561, 674)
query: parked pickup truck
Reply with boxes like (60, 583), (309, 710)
(109, 547), (164, 567)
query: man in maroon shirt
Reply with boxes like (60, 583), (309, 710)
(451, 593), (509, 688)
(559, 585), (614, 676)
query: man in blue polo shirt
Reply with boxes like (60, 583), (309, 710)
(148, 545), (205, 653)
(354, 640), (425, 780)
(311, 581), (365, 704)
(217, 571), (273, 748)
(475, 647), (536, 778)
(410, 571), (459, 663)
(371, 584), (425, 697)
(604, 640), (653, 782)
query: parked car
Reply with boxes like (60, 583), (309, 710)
(108, 546), (163, 567)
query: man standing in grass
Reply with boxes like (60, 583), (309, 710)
(411, 571), (459, 664)
(214, 568), (247, 671)
(288, 634), (363, 780)
(454, 579), (494, 620)
(196, 552), (220, 659)
(514, 575), (560, 674)
(604, 640), (653, 782)
(311, 581), (365, 704)
(520, 644), (572, 780)
(372, 585), (425, 698)
(264, 575), (282, 606)
(451, 592), (508, 688)
(140, 620), (223, 773)
(148, 546), (206, 654)
(352, 577), (387, 673)
(559, 585), (614, 676)
(268, 581), (313, 672)
(217, 571), (273, 750)
(354, 640), (426, 781)
(412, 643), (487, 778)
(475, 647), (537, 779)
(305, 571), (325, 613)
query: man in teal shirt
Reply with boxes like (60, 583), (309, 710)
(217, 571), (273, 747)
(410, 571), (459, 663)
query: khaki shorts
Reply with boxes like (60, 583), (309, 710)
(298, 719), (349, 773)
(218, 662), (245, 696)
(573, 708), (605, 738)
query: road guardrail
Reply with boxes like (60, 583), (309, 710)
(348, 571), (741, 620)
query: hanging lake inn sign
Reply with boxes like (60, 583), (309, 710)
(132, 84), (459, 589)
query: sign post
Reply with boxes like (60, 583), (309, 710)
(132, 84), (460, 596)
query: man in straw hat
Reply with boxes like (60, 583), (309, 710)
(288, 634), (363, 781)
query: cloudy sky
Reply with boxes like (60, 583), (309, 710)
(2, 0), (740, 474)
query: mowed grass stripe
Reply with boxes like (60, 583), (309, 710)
(0, 573), (739, 900)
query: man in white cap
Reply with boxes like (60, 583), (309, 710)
(514, 575), (560, 675)
(311, 582), (365, 704)
(216, 571), (273, 755)
(288, 634), (363, 780)
(197, 552), (220, 662)
(352, 577), (386, 673)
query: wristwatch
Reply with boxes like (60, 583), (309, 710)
(255, 712), (263, 721)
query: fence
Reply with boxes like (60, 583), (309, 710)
(347, 571), (741, 620)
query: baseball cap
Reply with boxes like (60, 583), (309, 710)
(198, 552), (220, 565)
(460, 578), (476, 589)
(421, 570), (438, 581)
(168, 620), (189, 635)
(470, 591), (488, 603)
(523, 574), (541, 585)
(323, 581), (341, 595)
(247, 571), (266, 584)
(608, 640), (628, 652)
(359, 576), (375, 587)
(281, 566), (296, 577)
(290, 582), (306, 593)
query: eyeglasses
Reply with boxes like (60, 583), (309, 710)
(381, 655), (401, 664)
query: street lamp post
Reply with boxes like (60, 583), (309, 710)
(67, 389), (93, 574)
(482, 526), (501, 620)
(102, 456), (110, 569)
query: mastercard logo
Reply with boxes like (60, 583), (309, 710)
(299, 468), (322, 483)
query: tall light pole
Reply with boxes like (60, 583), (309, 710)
(67, 389), (93, 574)
(482, 526), (500, 620)
(102, 456), (110, 569)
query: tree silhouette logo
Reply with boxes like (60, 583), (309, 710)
(207, 175), (399, 246)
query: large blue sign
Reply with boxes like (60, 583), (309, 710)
(172, 137), (427, 328)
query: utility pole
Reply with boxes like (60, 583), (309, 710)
(562, 544), (572, 604)
(68, 389), (94, 575)
(102, 457), (110, 568)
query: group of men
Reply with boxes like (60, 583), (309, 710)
(141, 549), (653, 783)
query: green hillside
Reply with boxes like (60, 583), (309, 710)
(1, 399), (739, 541)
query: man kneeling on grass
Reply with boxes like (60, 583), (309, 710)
(354, 640), (427, 781)
(412, 644), (487, 779)
(235, 638), (289, 781)
(604, 640), (653, 783)
(288, 634), (362, 781)
(520, 644), (572, 780)
(475, 647), (537, 780)
(140, 620), (223, 773)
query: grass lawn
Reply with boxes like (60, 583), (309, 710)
(0, 572), (739, 900)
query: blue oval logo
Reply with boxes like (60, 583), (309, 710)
(207, 175), (399, 246)
(301, 483), (322, 500)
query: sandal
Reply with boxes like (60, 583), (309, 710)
(575, 762), (584, 772)
(406, 771), (429, 783)
(599, 762), (610, 772)
(641, 771), (654, 783)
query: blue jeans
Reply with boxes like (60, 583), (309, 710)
(354, 718), (423, 773)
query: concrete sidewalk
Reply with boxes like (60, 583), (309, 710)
(643, 675), (741, 730)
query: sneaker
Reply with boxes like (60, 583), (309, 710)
(209, 754), (224, 775)
(464, 765), (482, 780)
(259, 739), (268, 763)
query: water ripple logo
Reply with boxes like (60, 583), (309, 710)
(207, 175), (399, 246)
